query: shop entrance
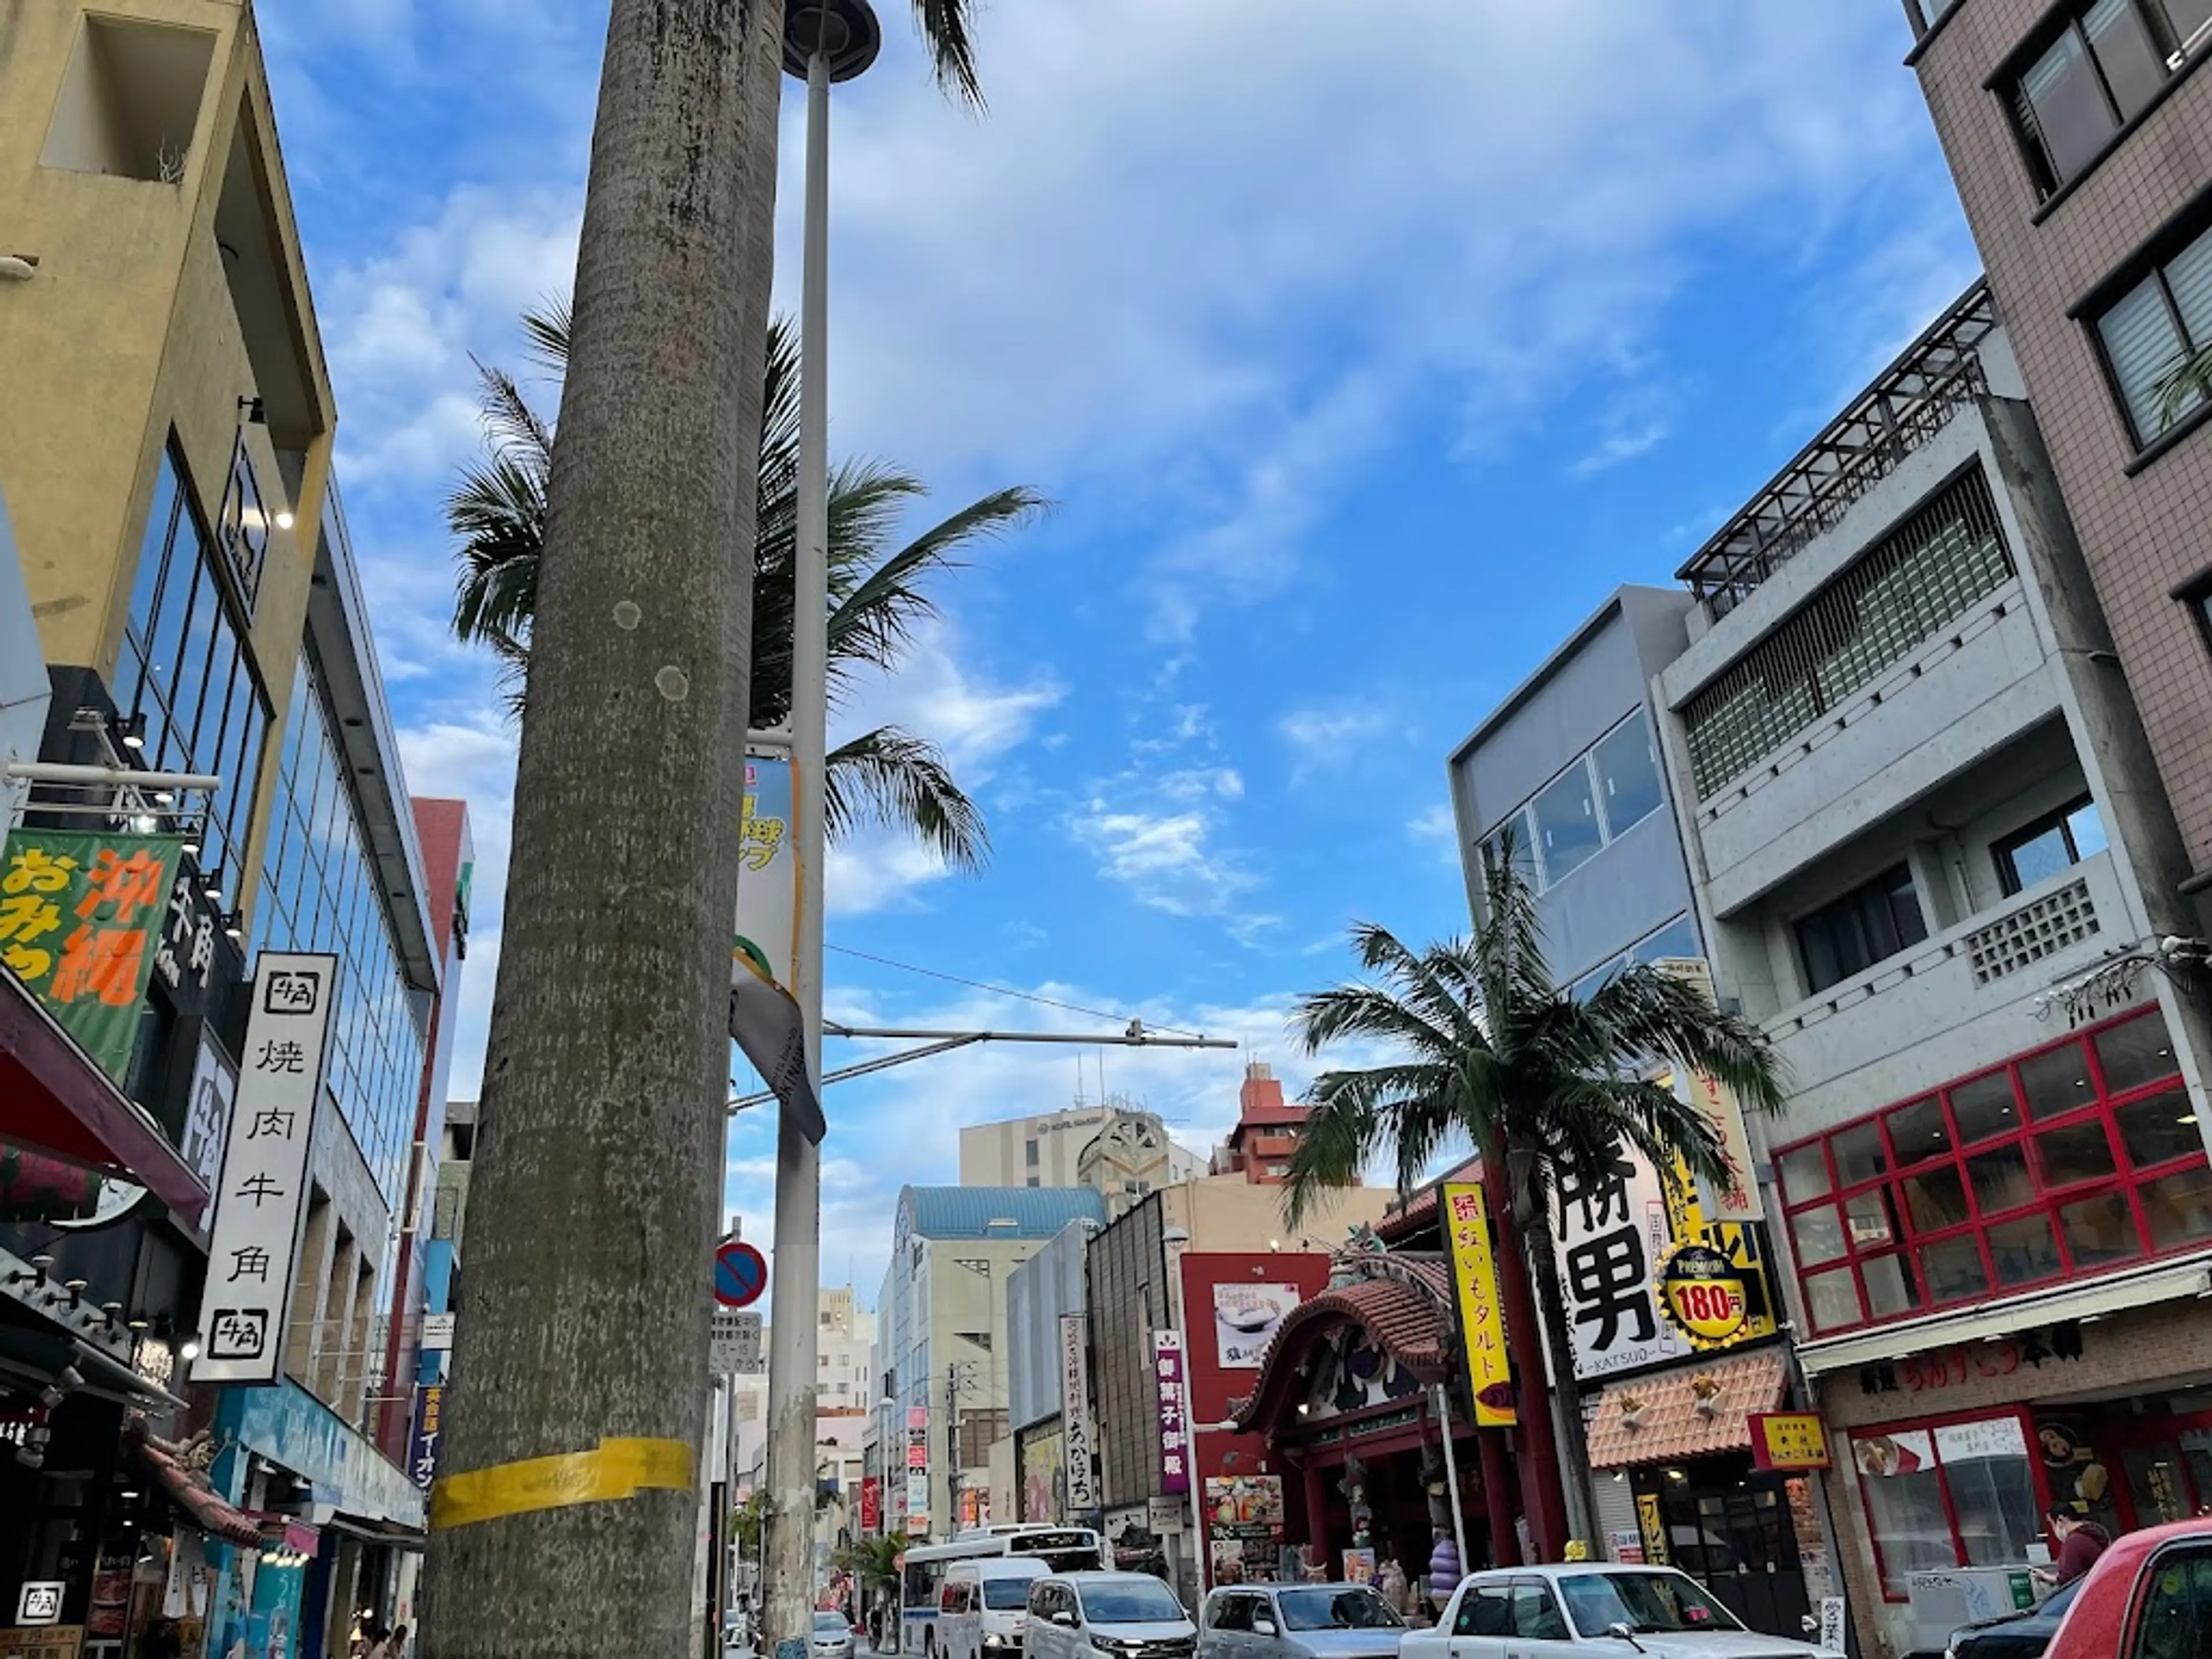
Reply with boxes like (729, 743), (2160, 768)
(2035, 1387), (2212, 1533)
(1638, 1456), (1811, 1641)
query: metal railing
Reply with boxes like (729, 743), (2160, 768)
(1681, 465), (2014, 798)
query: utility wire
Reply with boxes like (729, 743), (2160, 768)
(824, 942), (1211, 1041)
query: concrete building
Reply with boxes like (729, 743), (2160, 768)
(1446, 583), (1817, 1635)
(877, 1187), (1108, 1543)
(1211, 1062), (1333, 1185)
(1656, 287), (2212, 1655)
(1076, 1108), (1182, 1220)
(1004, 1219), (1101, 1528)
(960, 1103), (1203, 1192)
(0, 3), (448, 1646)
(1902, 0), (2212, 915)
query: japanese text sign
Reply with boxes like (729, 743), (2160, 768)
(1153, 1330), (1190, 1495)
(1062, 1314), (1099, 1512)
(407, 1384), (445, 1492)
(1442, 1183), (1516, 1427)
(1749, 1412), (1832, 1471)
(1652, 958), (1763, 1221)
(734, 756), (797, 993)
(1, 830), (185, 1081)
(193, 953), (338, 1384)
(1212, 1282), (1300, 1369)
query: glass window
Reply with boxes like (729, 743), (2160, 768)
(1796, 865), (1928, 994)
(127, 457), (180, 654)
(2128, 1545), (2212, 1659)
(1506, 1583), (1571, 1643)
(1804, 1268), (1861, 1332)
(1935, 1420), (2042, 1566)
(1834, 1122), (1889, 1187)
(2096, 1012), (2183, 1095)
(1846, 1189), (1900, 1250)
(2020, 26), (2120, 185)
(1855, 1431), (1953, 1597)
(1995, 797), (2107, 895)
(2141, 1164), (2212, 1249)
(1592, 718), (1664, 840)
(2167, 0), (2212, 44)
(2085, 0), (2169, 119)
(1778, 1143), (1831, 1201)
(1969, 1144), (2036, 1214)
(1889, 1098), (1952, 1166)
(1481, 810), (1540, 889)
(1953, 1071), (2022, 1142)
(1791, 1206), (1847, 1267)
(1902, 1164), (1971, 1233)
(1987, 1213), (2064, 1286)
(1863, 1255), (1922, 1319)
(1920, 1235), (1990, 1302)
(2036, 1120), (2120, 1187)
(2020, 1044), (2096, 1119)
(2115, 1089), (2203, 1169)
(1570, 955), (1628, 1003)
(2097, 220), (2212, 446)
(2059, 1191), (2144, 1267)
(1530, 760), (1603, 888)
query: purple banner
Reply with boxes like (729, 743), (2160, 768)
(1153, 1330), (1190, 1495)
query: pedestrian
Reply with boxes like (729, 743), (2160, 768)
(2035, 1504), (2111, 1588)
(390, 1625), (411, 1659)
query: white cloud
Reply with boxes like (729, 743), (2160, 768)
(1277, 704), (1389, 781)
(1069, 803), (1257, 919)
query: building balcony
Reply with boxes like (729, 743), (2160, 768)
(1761, 849), (2133, 1132)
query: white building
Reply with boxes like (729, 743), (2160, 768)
(960, 1102), (1204, 1190)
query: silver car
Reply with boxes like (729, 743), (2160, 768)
(813, 1612), (857, 1659)
(1199, 1584), (1406, 1659)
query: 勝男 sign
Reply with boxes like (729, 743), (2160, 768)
(192, 953), (339, 1384)
(1749, 1412), (1832, 1471)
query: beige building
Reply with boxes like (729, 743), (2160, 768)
(961, 1101), (1205, 1191)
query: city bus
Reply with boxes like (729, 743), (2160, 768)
(900, 1527), (1105, 1656)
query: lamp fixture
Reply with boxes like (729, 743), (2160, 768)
(113, 710), (147, 753)
(180, 1334), (203, 1362)
(221, 908), (244, 942)
(275, 510), (295, 530)
(237, 395), (266, 425)
(0, 253), (38, 282)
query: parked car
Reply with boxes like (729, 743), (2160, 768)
(2040, 1516), (2212, 1659)
(1199, 1582), (1406, 1659)
(815, 1612), (858, 1659)
(942, 1557), (1051, 1659)
(1402, 1566), (1842, 1659)
(1027, 1573), (1196, 1659)
(1946, 1577), (2084, 1659)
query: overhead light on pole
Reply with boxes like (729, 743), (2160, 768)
(765, 5), (879, 1656)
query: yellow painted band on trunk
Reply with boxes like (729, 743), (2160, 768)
(430, 1437), (694, 1531)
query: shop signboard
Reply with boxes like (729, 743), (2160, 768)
(1651, 959), (1762, 1219)
(0, 1628), (81, 1659)
(860, 1476), (882, 1531)
(1153, 1330), (1190, 1495)
(1341, 1550), (1374, 1585)
(1749, 1412), (1832, 1471)
(1062, 1315), (1099, 1512)
(1203, 1475), (1285, 1540)
(1212, 1282), (1301, 1369)
(1022, 1430), (1065, 1523)
(194, 954), (338, 1384)
(1634, 1493), (1668, 1566)
(1442, 1182), (1516, 1426)
(407, 1384), (445, 1492)
(0, 828), (186, 1081)
(1552, 1130), (1778, 1382)
(13, 1583), (64, 1626)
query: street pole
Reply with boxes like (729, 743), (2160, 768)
(767, 5), (878, 1653)
(1431, 1384), (1471, 1584)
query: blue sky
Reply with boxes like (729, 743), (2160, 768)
(255, 1), (1980, 1305)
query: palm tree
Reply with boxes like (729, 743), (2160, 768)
(1281, 835), (1785, 1560)
(451, 303), (1042, 870)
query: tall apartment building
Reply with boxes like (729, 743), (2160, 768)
(961, 1101), (1204, 1193)
(1209, 1062), (1336, 1185)
(0, 3), (451, 1648)
(877, 1186), (1108, 1543)
(1903, 0), (2212, 910)
(1654, 288), (2212, 1654)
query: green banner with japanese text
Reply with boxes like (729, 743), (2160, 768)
(0, 827), (187, 1082)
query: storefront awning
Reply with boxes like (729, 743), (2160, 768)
(1794, 1255), (2212, 1377)
(127, 1424), (266, 1548)
(0, 968), (209, 1229)
(1584, 1349), (1789, 1468)
(0, 1290), (187, 1412)
(1230, 1260), (1456, 1432)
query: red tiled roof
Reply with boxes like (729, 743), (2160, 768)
(1232, 1261), (1457, 1429)
(127, 1423), (266, 1547)
(1581, 1349), (1789, 1468)
(1374, 1189), (1438, 1243)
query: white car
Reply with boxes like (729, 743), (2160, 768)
(1027, 1573), (1196, 1659)
(1403, 1567), (1840, 1659)
(942, 1557), (1051, 1659)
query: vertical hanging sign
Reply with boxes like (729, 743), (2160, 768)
(192, 953), (338, 1384)
(1652, 958), (1763, 1220)
(1442, 1183), (1517, 1428)
(1153, 1330), (1190, 1495)
(1061, 1314), (1099, 1513)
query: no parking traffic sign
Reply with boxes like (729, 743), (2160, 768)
(715, 1238), (768, 1309)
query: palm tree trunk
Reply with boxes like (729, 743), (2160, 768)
(419, 3), (782, 1655)
(1518, 1203), (1601, 1555)
(1480, 1145), (1566, 1562)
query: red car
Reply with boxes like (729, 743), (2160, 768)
(2040, 1517), (2212, 1659)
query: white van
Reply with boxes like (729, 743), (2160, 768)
(941, 1556), (1051, 1659)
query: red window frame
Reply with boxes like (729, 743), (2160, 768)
(1775, 1007), (2210, 1337)
(1846, 1405), (2055, 1601)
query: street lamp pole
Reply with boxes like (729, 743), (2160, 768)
(767, 5), (878, 1655)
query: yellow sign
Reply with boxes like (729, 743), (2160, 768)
(1751, 1412), (1832, 1471)
(1634, 1494), (1668, 1566)
(1659, 1150), (1777, 1353)
(1443, 1183), (1516, 1427)
(1657, 1241), (1751, 1348)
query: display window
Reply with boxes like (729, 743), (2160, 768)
(1849, 1408), (2050, 1599)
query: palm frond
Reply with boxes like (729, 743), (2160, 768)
(449, 454), (545, 646)
(472, 358), (555, 478)
(824, 725), (990, 871)
(2154, 343), (2212, 431)
(1580, 964), (1789, 1118)
(1290, 979), (1465, 1067)
(520, 300), (571, 376)
(911, 0), (985, 108)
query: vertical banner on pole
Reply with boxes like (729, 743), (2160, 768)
(731, 753), (824, 1142)
(1442, 1183), (1517, 1427)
